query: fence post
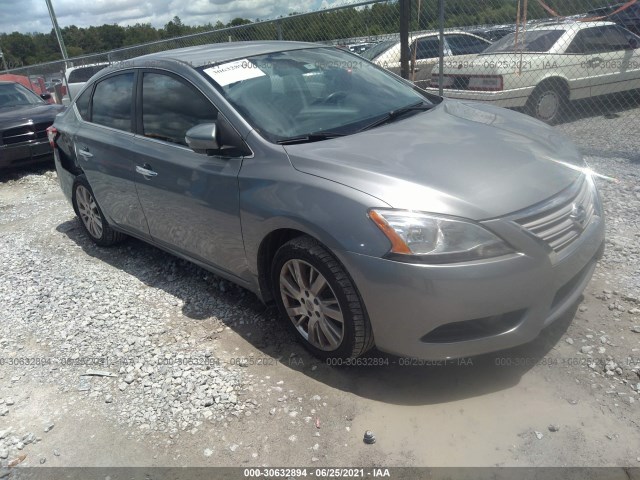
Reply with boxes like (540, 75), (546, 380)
(399, 0), (411, 79)
(277, 20), (283, 40)
(438, 0), (445, 95)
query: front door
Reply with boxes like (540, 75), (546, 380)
(129, 70), (246, 277)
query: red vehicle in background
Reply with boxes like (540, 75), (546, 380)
(0, 74), (61, 104)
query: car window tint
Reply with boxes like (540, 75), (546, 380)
(75, 87), (91, 120)
(447, 35), (489, 55)
(91, 73), (134, 132)
(615, 26), (640, 48)
(413, 38), (440, 60)
(142, 72), (218, 146)
(484, 30), (563, 53)
(68, 65), (108, 83)
(360, 40), (396, 61)
(567, 26), (632, 54)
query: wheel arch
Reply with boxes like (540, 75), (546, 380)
(532, 76), (570, 99)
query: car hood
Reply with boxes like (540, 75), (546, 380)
(0, 104), (65, 129)
(283, 99), (583, 220)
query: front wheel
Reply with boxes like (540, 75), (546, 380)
(272, 236), (374, 360)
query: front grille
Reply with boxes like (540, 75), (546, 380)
(515, 177), (595, 253)
(2, 122), (51, 146)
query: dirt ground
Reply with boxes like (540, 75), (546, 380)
(1, 147), (639, 476)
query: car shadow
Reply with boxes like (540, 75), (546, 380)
(0, 163), (55, 183)
(561, 90), (640, 124)
(57, 217), (578, 406)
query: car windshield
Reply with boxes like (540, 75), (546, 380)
(482, 29), (565, 53)
(199, 47), (434, 143)
(360, 40), (396, 60)
(0, 83), (46, 108)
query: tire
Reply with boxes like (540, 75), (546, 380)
(71, 175), (126, 247)
(526, 82), (567, 125)
(271, 236), (374, 360)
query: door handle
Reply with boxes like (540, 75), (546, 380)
(587, 57), (604, 68)
(136, 164), (158, 177)
(78, 148), (93, 159)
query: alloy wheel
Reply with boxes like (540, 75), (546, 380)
(279, 259), (345, 351)
(76, 185), (103, 239)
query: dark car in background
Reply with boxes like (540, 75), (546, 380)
(0, 81), (65, 169)
(586, 3), (640, 35)
(469, 25), (517, 42)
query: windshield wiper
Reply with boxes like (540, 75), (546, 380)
(277, 131), (346, 145)
(358, 101), (433, 132)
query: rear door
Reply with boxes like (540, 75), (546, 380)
(72, 71), (150, 239)
(129, 70), (246, 277)
(566, 25), (638, 98)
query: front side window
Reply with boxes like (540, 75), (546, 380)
(566, 26), (633, 54)
(91, 72), (134, 132)
(141, 72), (218, 146)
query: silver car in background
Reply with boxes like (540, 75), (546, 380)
(49, 41), (605, 361)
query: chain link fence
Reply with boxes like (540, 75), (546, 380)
(2, 0), (639, 130)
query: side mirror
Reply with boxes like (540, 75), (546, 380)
(185, 123), (219, 154)
(40, 93), (52, 100)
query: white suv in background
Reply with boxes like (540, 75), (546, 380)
(62, 63), (110, 104)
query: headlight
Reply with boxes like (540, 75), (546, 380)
(369, 209), (514, 263)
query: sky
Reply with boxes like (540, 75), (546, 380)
(0, 0), (350, 34)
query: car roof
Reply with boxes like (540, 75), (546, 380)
(529, 20), (616, 30)
(134, 40), (322, 68)
(411, 30), (487, 39)
(65, 62), (110, 73)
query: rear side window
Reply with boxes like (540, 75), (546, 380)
(68, 65), (108, 83)
(447, 35), (490, 55)
(91, 73), (134, 132)
(75, 87), (91, 120)
(413, 37), (440, 60)
(141, 72), (218, 146)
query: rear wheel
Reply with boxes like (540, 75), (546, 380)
(72, 175), (126, 246)
(526, 82), (568, 125)
(272, 236), (374, 360)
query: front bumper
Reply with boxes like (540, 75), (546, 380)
(0, 138), (53, 168)
(337, 187), (605, 360)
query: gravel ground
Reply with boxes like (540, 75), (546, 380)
(1, 111), (639, 469)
